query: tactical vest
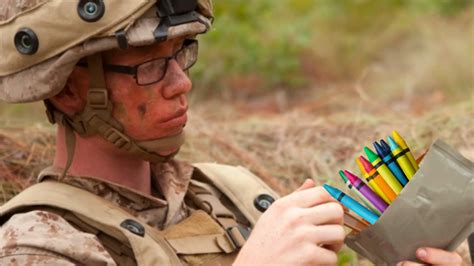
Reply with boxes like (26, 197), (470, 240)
(0, 163), (279, 265)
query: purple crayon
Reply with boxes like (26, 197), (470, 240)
(344, 170), (388, 213)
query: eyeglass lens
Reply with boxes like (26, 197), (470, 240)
(136, 41), (198, 85)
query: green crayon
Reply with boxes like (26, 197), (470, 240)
(364, 146), (403, 195)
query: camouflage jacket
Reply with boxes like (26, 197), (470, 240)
(0, 160), (214, 265)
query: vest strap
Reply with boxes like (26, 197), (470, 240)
(0, 180), (243, 261)
(193, 163), (280, 226)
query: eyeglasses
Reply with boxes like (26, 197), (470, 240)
(77, 39), (198, 86)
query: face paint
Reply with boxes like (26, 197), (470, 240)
(102, 37), (192, 141)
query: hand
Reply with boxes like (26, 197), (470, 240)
(234, 179), (345, 265)
(397, 247), (463, 266)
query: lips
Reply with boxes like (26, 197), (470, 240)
(158, 108), (188, 133)
(161, 108), (187, 123)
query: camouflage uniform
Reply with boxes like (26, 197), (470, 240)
(0, 1), (252, 264)
(0, 160), (247, 265)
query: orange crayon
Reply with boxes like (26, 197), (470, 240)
(359, 156), (396, 204)
(416, 149), (428, 165)
(356, 157), (388, 204)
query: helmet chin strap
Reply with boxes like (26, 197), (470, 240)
(45, 53), (185, 179)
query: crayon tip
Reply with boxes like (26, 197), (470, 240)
(392, 130), (407, 146)
(380, 139), (391, 153)
(323, 184), (340, 198)
(364, 146), (378, 162)
(355, 157), (366, 174)
(339, 170), (348, 182)
(359, 155), (373, 172)
(387, 136), (399, 150)
(343, 170), (358, 184)
(373, 141), (386, 158)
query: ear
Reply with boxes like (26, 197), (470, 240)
(49, 68), (88, 116)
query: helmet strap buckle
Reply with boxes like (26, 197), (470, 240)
(87, 88), (108, 109)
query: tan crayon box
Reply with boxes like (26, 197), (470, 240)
(345, 139), (474, 264)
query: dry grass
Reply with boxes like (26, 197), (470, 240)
(0, 84), (472, 191)
(182, 89), (474, 195)
(0, 89), (472, 265)
(2, 88), (472, 197)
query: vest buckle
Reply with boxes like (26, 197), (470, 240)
(225, 225), (251, 249)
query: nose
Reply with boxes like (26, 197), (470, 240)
(160, 59), (192, 99)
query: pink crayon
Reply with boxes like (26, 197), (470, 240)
(344, 170), (388, 213)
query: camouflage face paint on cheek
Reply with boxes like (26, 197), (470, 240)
(137, 103), (147, 117)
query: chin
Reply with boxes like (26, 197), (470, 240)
(157, 147), (180, 156)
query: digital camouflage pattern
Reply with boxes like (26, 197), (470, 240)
(0, 160), (195, 265)
(0, 0), (46, 21)
(0, 210), (115, 265)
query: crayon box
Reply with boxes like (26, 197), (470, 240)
(345, 139), (474, 264)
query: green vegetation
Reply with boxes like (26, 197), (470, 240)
(193, 0), (473, 99)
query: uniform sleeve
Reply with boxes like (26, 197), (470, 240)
(0, 210), (117, 266)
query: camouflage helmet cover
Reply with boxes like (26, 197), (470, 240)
(0, 0), (213, 103)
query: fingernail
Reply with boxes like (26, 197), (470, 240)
(417, 248), (427, 259)
(396, 262), (404, 266)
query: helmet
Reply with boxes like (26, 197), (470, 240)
(0, 0), (213, 166)
(0, 0), (213, 102)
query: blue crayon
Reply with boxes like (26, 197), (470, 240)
(375, 140), (408, 186)
(323, 184), (379, 225)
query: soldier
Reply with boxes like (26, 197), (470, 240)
(0, 0), (469, 265)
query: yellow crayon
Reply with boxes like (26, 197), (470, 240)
(392, 130), (419, 171)
(365, 147), (403, 195)
(388, 136), (416, 180)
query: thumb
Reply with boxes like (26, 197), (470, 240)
(295, 179), (316, 192)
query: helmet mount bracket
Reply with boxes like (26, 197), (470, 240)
(154, 0), (199, 42)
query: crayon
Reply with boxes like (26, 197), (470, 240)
(344, 170), (388, 213)
(416, 149), (428, 165)
(356, 157), (387, 203)
(323, 184), (379, 225)
(392, 130), (419, 171)
(388, 136), (416, 180)
(339, 170), (382, 215)
(359, 156), (396, 203)
(342, 206), (370, 233)
(355, 157), (380, 191)
(376, 140), (408, 186)
(365, 146), (403, 195)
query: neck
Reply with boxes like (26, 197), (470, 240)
(53, 125), (151, 195)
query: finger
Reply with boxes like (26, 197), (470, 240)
(315, 224), (346, 245)
(283, 186), (336, 208)
(312, 245), (338, 265)
(306, 224), (345, 246)
(416, 247), (462, 265)
(305, 202), (344, 225)
(295, 179), (316, 192)
(323, 242), (344, 253)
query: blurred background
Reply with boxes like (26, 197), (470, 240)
(0, 1), (473, 265)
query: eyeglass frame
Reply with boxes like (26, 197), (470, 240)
(76, 39), (198, 86)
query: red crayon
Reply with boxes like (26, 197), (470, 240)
(344, 170), (388, 213)
(359, 156), (397, 203)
